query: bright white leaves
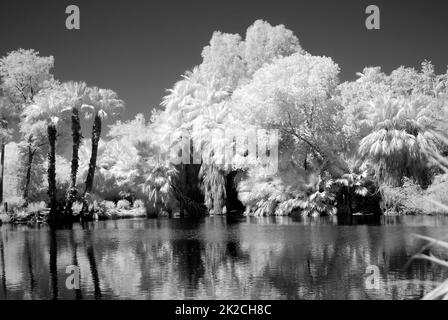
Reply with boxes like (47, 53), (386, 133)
(153, 21), (326, 175)
(82, 87), (124, 119)
(231, 52), (341, 159)
(358, 96), (440, 185)
(244, 20), (303, 75)
(0, 49), (54, 106)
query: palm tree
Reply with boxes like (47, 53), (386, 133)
(160, 68), (232, 215)
(358, 96), (439, 186)
(199, 162), (227, 215)
(143, 162), (178, 215)
(61, 81), (88, 213)
(25, 87), (66, 219)
(334, 171), (370, 215)
(298, 174), (337, 217)
(18, 117), (48, 204)
(82, 87), (124, 196)
(0, 97), (13, 206)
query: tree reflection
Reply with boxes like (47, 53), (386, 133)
(49, 228), (58, 300)
(25, 233), (35, 298)
(1, 217), (448, 299)
(70, 229), (82, 300)
(86, 231), (102, 300)
(172, 239), (205, 295)
(0, 233), (7, 299)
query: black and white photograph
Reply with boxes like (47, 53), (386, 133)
(1, 0), (448, 309)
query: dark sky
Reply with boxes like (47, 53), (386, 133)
(2, 0), (448, 123)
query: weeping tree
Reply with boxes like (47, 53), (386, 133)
(199, 163), (227, 215)
(358, 96), (440, 187)
(82, 87), (124, 203)
(158, 67), (232, 215)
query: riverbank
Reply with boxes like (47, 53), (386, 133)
(0, 203), (147, 225)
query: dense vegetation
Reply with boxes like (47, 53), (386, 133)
(1, 20), (448, 223)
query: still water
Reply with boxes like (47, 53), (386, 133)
(1, 215), (448, 300)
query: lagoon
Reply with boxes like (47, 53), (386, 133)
(0, 215), (448, 300)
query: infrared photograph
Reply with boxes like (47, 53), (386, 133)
(1, 0), (448, 313)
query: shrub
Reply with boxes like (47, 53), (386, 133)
(4, 197), (26, 212)
(71, 201), (83, 214)
(380, 177), (448, 215)
(238, 165), (307, 216)
(119, 190), (136, 203)
(94, 200), (118, 219)
(102, 200), (117, 210)
(417, 175), (448, 214)
(117, 199), (131, 210)
(27, 201), (47, 212)
(380, 184), (408, 215)
(133, 199), (145, 209)
(380, 178), (423, 215)
(298, 190), (337, 217)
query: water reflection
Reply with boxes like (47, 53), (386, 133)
(0, 216), (448, 299)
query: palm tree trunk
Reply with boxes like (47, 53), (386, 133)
(47, 124), (57, 219)
(66, 108), (82, 213)
(85, 112), (101, 194)
(23, 141), (34, 204)
(0, 142), (4, 205)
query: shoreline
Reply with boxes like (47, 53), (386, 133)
(0, 207), (148, 225)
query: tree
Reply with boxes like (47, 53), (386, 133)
(243, 20), (303, 75)
(150, 20), (308, 215)
(0, 49), (54, 105)
(158, 66), (240, 215)
(77, 114), (146, 201)
(231, 53), (342, 169)
(17, 119), (48, 202)
(0, 49), (54, 204)
(339, 62), (446, 157)
(200, 31), (246, 92)
(387, 66), (420, 96)
(82, 87), (124, 196)
(24, 85), (68, 218)
(0, 97), (14, 205)
(337, 67), (392, 155)
(60, 81), (89, 212)
(358, 96), (440, 186)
